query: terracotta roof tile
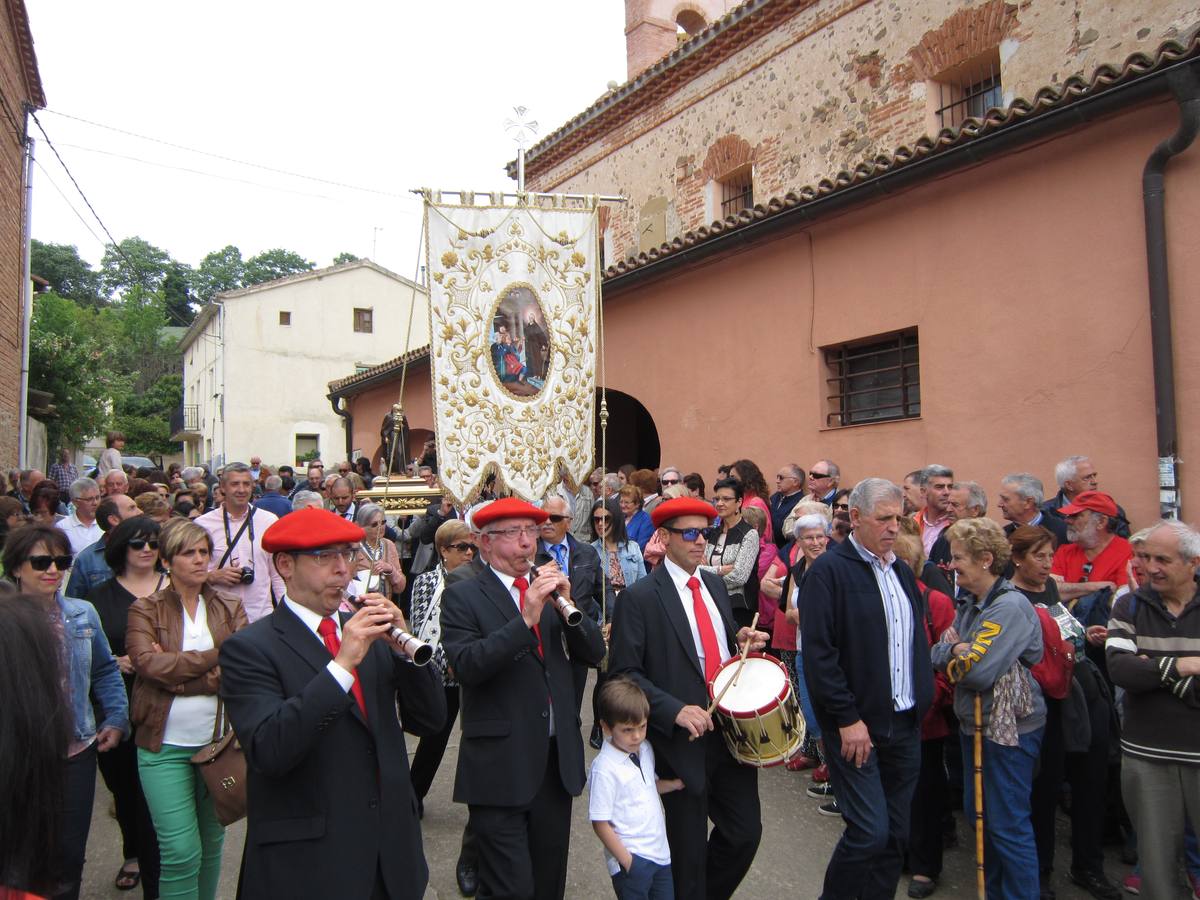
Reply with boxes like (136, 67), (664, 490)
(327, 344), (430, 395)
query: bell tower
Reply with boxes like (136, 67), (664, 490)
(624, 0), (728, 81)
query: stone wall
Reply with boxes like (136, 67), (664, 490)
(527, 0), (1199, 263)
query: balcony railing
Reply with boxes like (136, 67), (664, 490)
(170, 404), (200, 440)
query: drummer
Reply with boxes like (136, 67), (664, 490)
(609, 497), (769, 900)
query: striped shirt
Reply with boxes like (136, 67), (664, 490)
(849, 533), (915, 711)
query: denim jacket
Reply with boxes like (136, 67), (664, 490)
(65, 538), (112, 601)
(59, 594), (129, 743)
(592, 539), (646, 590)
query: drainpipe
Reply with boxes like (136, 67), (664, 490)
(17, 137), (33, 467)
(1142, 63), (1200, 520)
(330, 394), (353, 462)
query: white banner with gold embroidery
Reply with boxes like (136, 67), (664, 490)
(424, 194), (598, 505)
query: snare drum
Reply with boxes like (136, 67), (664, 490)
(709, 653), (805, 767)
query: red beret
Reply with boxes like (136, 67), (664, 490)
(472, 497), (549, 529)
(651, 497), (717, 529)
(261, 507), (365, 553)
(1057, 490), (1118, 518)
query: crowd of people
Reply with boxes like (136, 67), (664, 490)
(0, 445), (1197, 900)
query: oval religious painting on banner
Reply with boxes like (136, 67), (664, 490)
(488, 283), (552, 398)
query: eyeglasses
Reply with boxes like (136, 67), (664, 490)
(546, 514), (571, 523)
(486, 525), (541, 540)
(834, 502), (849, 511)
(446, 542), (476, 553)
(28, 554), (73, 571)
(712, 495), (738, 504)
(75, 495), (100, 504)
(662, 525), (711, 542)
(1079, 562), (1093, 582)
(292, 548), (356, 566)
(661, 478), (681, 486)
(129, 539), (159, 551)
(589, 479), (602, 487)
(810, 472), (832, 480)
(593, 515), (611, 524)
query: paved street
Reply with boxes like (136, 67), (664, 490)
(82, 673), (1112, 899)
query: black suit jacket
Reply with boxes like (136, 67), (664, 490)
(538, 535), (604, 624)
(607, 565), (738, 795)
(219, 601), (446, 900)
(440, 567), (606, 807)
(1004, 513), (1069, 548)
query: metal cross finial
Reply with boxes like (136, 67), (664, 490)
(504, 106), (539, 192)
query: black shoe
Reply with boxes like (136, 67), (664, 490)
(589, 724), (603, 750)
(907, 877), (937, 899)
(818, 800), (842, 817)
(806, 782), (834, 799)
(456, 858), (477, 897)
(1068, 868), (1119, 900)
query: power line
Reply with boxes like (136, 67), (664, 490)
(33, 158), (105, 245)
(44, 108), (418, 202)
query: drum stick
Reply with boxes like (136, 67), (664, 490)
(706, 613), (759, 715)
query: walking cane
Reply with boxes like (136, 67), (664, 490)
(973, 692), (985, 900)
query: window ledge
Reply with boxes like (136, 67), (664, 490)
(819, 416), (922, 433)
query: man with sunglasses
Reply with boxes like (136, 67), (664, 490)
(770, 463), (807, 548)
(646, 467), (682, 517)
(608, 497), (769, 900)
(441, 497), (606, 900)
(219, 507), (446, 900)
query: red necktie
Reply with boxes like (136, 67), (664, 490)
(318, 617), (368, 721)
(513, 576), (543, 657)
(687, 576), (723, 683)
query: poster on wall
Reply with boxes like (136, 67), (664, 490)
(423, 191), (599, 505)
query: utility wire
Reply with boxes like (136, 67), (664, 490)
(34, 158), (105, 245)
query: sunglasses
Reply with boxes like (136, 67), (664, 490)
(834, 502), (849, 510)
(592, 515), (611, 524)
(129, 539), (160, 551)
(661, 478), (680, 486)
(662, 525), (713, 542)
(446, 542), (476, 553)
(28, 554), (73, 571)
(546, 514), (570, 523)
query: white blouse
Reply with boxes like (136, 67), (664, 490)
(161, 598), (219, 747)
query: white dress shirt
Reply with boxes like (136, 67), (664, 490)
(57, 512), (102, 556)
(848, 533), (915, 711)
(282, 596), (356, 693)
(588, 739), (671, 875)
(661, 556), (732, 673)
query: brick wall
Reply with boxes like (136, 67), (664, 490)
(0, 6), (34, 470)
(528, 0), (1199, 264)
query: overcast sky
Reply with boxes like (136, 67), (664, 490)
(26, 1), (628, 277)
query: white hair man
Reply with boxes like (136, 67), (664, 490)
(1106, 520), (1200, 900)
(1044, 455), (1130, 537)
(57, 476), (103, 555)
(997, 473), (1068, 546)
(101, 467), (129, 498)
(1049, 491), (1133, 603)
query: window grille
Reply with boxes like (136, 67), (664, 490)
(720, 169), (753, 218)
(824, 330), (920, 426)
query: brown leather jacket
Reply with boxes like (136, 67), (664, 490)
(126, 584), (248, 751)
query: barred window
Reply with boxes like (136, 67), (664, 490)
(932, 50), (1003, 131)
(824, 330), (920, 427)
(719, 167), (753, 218)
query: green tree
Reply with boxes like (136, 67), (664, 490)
(100, 236), (173, 297)
(99, 286), (180, 392)
(192, 244), (244, 301)
(30, 240), (104, 306)
(243, 248), (315, 286)
(28, 291), (117, 451)
(162, 261), (196, 325)
(112, 373), (182, 456)
(332, 252), (360, 265)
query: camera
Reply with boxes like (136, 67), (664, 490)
(238, 566), (255, 585)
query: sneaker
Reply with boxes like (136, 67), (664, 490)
(818, 800), (842, 817)
(1121, 873), (1139, 895)
(786, 754), (819, 771)
(811, 764), (830, 784)
(806, 782), (835, 799)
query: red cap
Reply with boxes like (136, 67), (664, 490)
(651, 497), (717, 529)
(1056, 490), (1118, 518)
(261, 507), (365, 553)
(472, 497), (549, 529)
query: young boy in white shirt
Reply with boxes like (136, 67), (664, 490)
(588, 676), (684, 899)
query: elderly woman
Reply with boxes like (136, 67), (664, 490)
(618, 484), (654, 553)
(4, 523), (128, 900)
(352, 502), (405, 597)
(126, 520), (247, 900)
(893, 532), (956, 899)
(87, 516), (166, 895)
(591, 496), (645, 604)
(703, 477), (761, 629)
(931, 517), (1045, 900)
(135, 491), (172, 525)
(407, 519), (477, 814)
(29, 478), (64, 525)
(290, 489), (324, 512)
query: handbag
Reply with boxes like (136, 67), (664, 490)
(190, 698), (247, 826)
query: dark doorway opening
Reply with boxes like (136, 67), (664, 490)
(595, 389), (660, 471)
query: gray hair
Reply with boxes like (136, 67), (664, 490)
(465, 500), (493, 534)
(1001, 472), (1044, 506)
(660, 466), (683, 481)
(181, 466), (204, 482)
(817, 460), (840, 479)
(1147, 520), (1200, 560)
(1128, 526), (1155, 547)
(220, 461), (252, 481)
(848, 477), (903, 514)
(104, 468), (127, 484)
(69, 476), (99, 499)
(603, 473), (622, 493)
(354, 502), (385, 526)
(291, 490), (323, 510)
(919, 464), (953, 487)
(957, 481), (987, 515)
(1055, 455), (1090, 489)
(265, 475), (283, 491)
(793, 513), (832, 536)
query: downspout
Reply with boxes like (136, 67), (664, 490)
(330, 394), (353, 462)
(17, 136), (33, 467)
(1142, 63), (1200, 520)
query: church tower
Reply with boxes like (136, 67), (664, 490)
(624, 0), (730, 81)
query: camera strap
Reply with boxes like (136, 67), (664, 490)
(219, 507), (254, 569)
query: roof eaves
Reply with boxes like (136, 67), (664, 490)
(7, 0), (44, 109)
(216, 258), (424, 301)
(328, 344), (431, 397)
(178, 303), (218, 352)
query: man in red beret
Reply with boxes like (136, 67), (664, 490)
(1050, 490), (1133, 603)
(440, 497), (607, 899)
(608, 497), (769, 900)
(218, 508), (446, 899)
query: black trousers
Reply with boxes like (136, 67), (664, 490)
(660, 731), (761, 900)
(1031, 699), (1065, 877)
(907, 736), (949, 880)
(55, 743), (97, 900)
(97, 734), (161, 898)
(1066, 663), (1111, 874)
(469, 738), (572, 900)
(409, 686), (460, 802)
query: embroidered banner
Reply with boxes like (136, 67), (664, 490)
(424, 193), (598, 505)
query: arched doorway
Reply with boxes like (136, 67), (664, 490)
(595, 389), (660, 471)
